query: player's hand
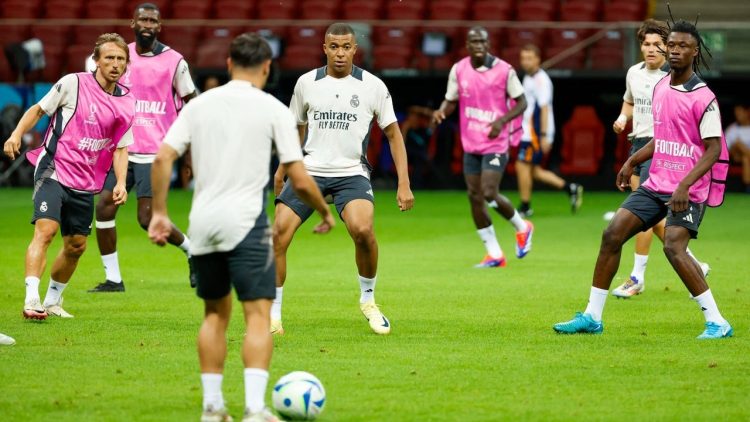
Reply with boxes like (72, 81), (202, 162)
(3, 135), (22, 160)
(312, 210), (335, 234)
(666, 184), (690, 213)
(112, 183), (128, 205)
(432, 109), (447, 125)
(397, 184), (414, 211)
(541, 138), (553, 155)
(613, 119), (626, 134)
(487, 119), (505, 139)
(148, 213), (173, 246)
(616, 162), (634, 191)
(273, 168), (286, 197)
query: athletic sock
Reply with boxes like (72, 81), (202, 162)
(509, 210), (528, 232)
(43, 279), (67, 307)
(201, 373), (225, 411)
(583, 286), (608, 321)
(476, 226), (503, 259)
(244, 368), (269, 414)
(631, 253), (648, 283)
(359, 275), (376, 304)
(24, 276), (40, 303)
(179, 236), (191, 256)
(101, 252), (122, 283)
(693, 289), (728, 324)
(271, 287), (283, 320)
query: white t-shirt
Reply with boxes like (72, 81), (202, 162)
(623, 61), (669, 139)
(164, 80), (303, 255)
(521, 68), (555, 142)
(444, 57), (524, 102)
(290, 66), (397, 178)
(725, 123), (750, 148)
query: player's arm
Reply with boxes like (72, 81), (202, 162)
(284, 160), (334, 233)
(273, 124), (307, 196)
(383, 122), (415, 211)
(489, 93), (526, 139)
(539, 104), (551, 153)
(3, 105), (45, 159)
(433, 64), (458, 125)
(111, 146), (129, 206)
(613, 102), (634, 134)
(149, 143), (179, 245)
(617, 139), (654, 191)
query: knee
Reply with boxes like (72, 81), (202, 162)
(662, 239), (684, 261)
(95, 200), (116, 220)
(350, 224), (375, 246)
(600, 227), (625, 251)
(272, 227), (290, 254)
(466, 189), (483, 205)
(64, 239), (87, 258)
(481, 186), (497, 202)
(137, 210), (151, 230)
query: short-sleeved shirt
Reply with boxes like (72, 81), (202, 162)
(444, 57), (524, 102)
(290, 66), (397, 178)
(521, 68), (555, 142)
(623, 61), (669, 138)
(37, 73), (134, 184)
(164, 80), (303, 255)
(725, 123), (750, 149)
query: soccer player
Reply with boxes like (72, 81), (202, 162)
(89, 2), (197, 293)
(3, 34), (134, 320)
(272, 23), (414, 336)
(148, 33), (333, 422)
(554, 20), (733, 339)
(610, 19), (709, 298)
(432, 26), (532, 268)
(515, 44), (583, 217)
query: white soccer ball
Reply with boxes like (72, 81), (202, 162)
(272, 371), (326, 420)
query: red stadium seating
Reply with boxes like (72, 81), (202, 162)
(499, 46), (525, 70)
(415, 53), (454, 71)
(342, 0), (382, 20)
(171, 0), (212, 19)
(589, 46), (625, 70)
(374, 26), (418, 49)
(41, 52), (65, 82)
(202, 26), (244, 42)
(372, 45), (413, 70)
(65, 44), (96, 73)
(160, 26), (201, 46)
(85, 1), (124, 19)
(126, 0), (171, 17)
(0, 25), (30, 47)
(386, 0), (426, 20)
(31, 25), (72, 50)
(603, 1), (645, 22)
(300, 0), (340, 20)
(44, 0), (84, 19)
(429, 0), (469, 20)
(288, 26), (327, 47)
(2, 1), (40, 19)
(73, 25), (116, 46)
(545, 45), (587, 69)
(256, 0), (297, 19)
(560, 106), (605, 176)
(0, 56), (14, 82)
(559, 1), (600, 21)
(279, 45), (325, 71)
(548, 28), (592, 47)
(471, 0), (514, 21)
(214, 0), (255, 19)
(195, 40), (231, 69)
(516, 0), (558, 21)
(506, 28), (547, 47)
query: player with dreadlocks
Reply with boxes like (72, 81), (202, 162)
(553, 12), (733, 339)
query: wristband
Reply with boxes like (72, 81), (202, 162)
(616, 114), (627, 125)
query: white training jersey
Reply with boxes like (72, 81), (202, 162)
(623, 61), (669, 139)
(164, 80), (303, 255)
(521, 68), (555, 142)
(289, 65), (397, 178)
(725, 123), (750, 148)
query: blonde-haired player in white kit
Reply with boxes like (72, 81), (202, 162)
(611, 19), (709, 298)
(272, 22), (414, 335)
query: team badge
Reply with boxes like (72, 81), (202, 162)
(40, 201), (48, 212)
(350, 94), (360, 108)
(86, 104), (98, 124)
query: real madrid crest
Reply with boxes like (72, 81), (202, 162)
(350, 94), (359, 108)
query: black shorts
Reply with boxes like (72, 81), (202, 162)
(463, 153), (508, 175)
(103, 161), (153, 198)
(192, 219), (276, 301)
(275, 175), (373, 221)
(517, 140), (544, 164)
(629, 137), (652, 181)
(32, 177), (94, 236)
(620, 186), (706, 239)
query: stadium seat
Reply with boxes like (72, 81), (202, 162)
(471, 0), (514, 21)
(342, 0), (382, 20)
(287, 26), (327, 47)
(65, 44), (96, 73)
(44, 0), (84, 19)
(545, 45), (587, 69)
(195, 40), (232, 69)
(202, 26), (244, 43)
(559, 1), (600, 21)
(374, 26), (418, 50)
(126, 0), (171, 17)
(415, 53), (454, 72)
(560, 106), (605, 176)
(516, 0), (558, 21)
(429, 0), (469, 20)
(589, 46), (624, 70)
(279, 45), (324, 71)
(372, 45), (413, 70)
(506, 28), (547, 47)
(2, 1), (40, 19)
(171, 0), (212, 19)
(160, 26), (201, 47)
(499, 46), (525, 70)
(167, 41), (196, 64)
(548, 28), (592, 48)
(73, 25), (116, 46)
(85, 1), (124, 19)
(593, 29), (625, 48)
(256, 0), (297, 19)
(214, 0), (255, 19)
(603, 1), (645, 22)
(385, 0), (426, 20)
(31, 25), (72, 51)
(0, 59), (15, 82)
(300, 0), (340, 20)
(0, 25), (30, 48)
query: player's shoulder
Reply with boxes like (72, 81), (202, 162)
(627, 61), (645, 75)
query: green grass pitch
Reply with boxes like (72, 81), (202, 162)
(1, 188), (748, 421)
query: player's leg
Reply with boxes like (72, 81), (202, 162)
(613, 174), (654, 297)
(91, 167), (129, 292)
(554, 188), (660, 334)
(530, 165), (584, 214)
(271, 179), (315, 334)
(515, 142), (535, 217)
(464, 154), (505, 267)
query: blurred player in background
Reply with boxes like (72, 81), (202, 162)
(610, 19), (709, 298)
(89, 2), (197, 293)
(433, 26), (531, 268)
(515, 44), (583, 218)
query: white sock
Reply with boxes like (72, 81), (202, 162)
(25, 276), (40, 303)
(631, 253), (648, 283)
(244, 368), (269, 414)
(509, 210), (528, 232)
(201, 373), (225, 411)
(583, 287), (608, 321)
(693, 289), (727, 324)
(476, 226), (503, 259)
(43, 279), (67, 307)
(271, 287), (283, 320)
(101, 252), (122, 283)
(179, 236), (191, 256)
(359, 275), (376, 304)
